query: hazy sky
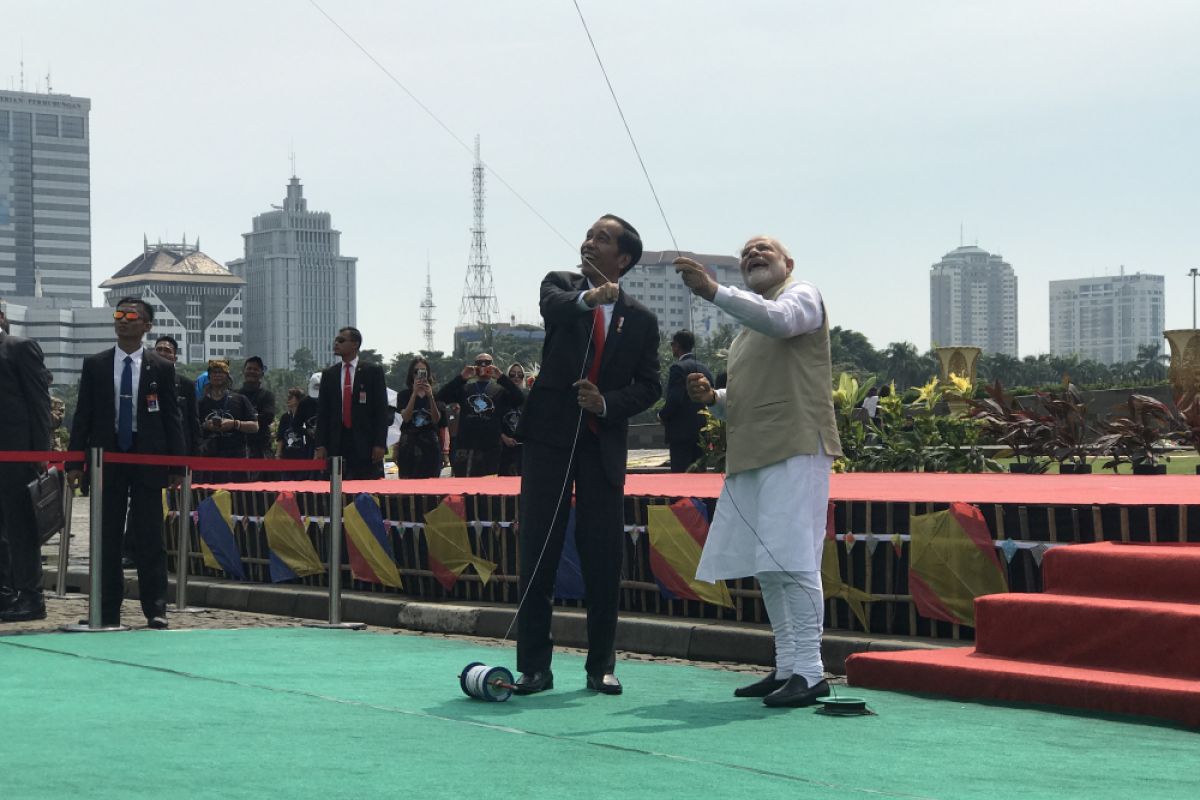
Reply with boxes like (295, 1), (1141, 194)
(7, 0), (1199, 361)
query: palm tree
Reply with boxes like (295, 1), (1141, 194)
(882, 342), (931, 390)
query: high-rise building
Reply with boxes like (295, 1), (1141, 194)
(101, 238), (244, 364)
(1, 296), (112, 386)
(0, 89), (92, 301)
(929, 245), (1018, 356)
(622, 250), (746, 341)
(1049, 271), (1165, 365)
(226, 176), (356, 370)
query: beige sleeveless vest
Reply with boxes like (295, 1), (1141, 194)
(724, 277), (843, 475)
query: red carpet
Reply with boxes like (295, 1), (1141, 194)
(846, 542), (1200, 727)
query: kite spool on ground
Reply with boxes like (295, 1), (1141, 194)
(460, 662), (516, 702)
(816, 695), (874, 717)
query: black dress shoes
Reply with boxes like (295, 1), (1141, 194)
(147, 616), (169, 630)
(734, 672), (787, 698)
(762, 676), (830, 708)
(586, 673), (623, 695)
(0, 588), (17, 616)
(514, 670), (554, 695)
(0, 593), (46, 622)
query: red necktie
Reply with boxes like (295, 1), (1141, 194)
(586, 306), (606, 432)
(342, 363), (353, 428)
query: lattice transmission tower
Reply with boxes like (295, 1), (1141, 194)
(419, 259), (436, 352)
(458, 135), (499, 328)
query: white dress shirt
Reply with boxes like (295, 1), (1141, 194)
(112, 345), (144, 432)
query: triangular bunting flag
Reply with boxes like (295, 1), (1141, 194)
(423, 496), (497, 591)
(821, 538), (875, 632)
(998, 538), (1019, 564)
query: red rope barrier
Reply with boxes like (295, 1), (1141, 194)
(0, 450), (83, 462)
(0, 450), (325, 471)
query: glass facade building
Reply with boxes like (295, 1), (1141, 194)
(0, 90), (91, 302)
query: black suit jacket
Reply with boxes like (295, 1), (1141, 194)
(68, 347), (186, 486)
(658, 353), (713, 445)
(176, 374), (201, 455)
(314, 360), (390, 460)
(516, 271), (660, 486)
(0, 332), (52, 453)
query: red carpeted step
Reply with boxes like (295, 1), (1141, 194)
(973, 593), (1200, 680)
(846, 648), (1200, 728)
(1042, 542), (1200, 604)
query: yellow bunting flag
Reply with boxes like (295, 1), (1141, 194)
(263, 492), (324, 580)
(423, 496), (497, 591)
(821, 538), (876, 632)
(646, 499), (732, 608)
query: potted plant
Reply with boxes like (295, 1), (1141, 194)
(1169, 390), (1200, 474)
(1036, 384), (1094, 474)
(966, 379), (1052, 473)
(1093, 394), (1176, 475)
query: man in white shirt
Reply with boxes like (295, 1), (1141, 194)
(675, 236), (843, 708)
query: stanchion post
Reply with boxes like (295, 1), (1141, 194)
(63, 447), (129, 632)
(53, 466), (81, 598)
(305, 455), (364, 630)
(170, 468), (205, 613)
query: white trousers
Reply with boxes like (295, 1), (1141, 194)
(757, 570), (824, 686)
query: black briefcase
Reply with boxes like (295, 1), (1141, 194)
(27, 466), (66, 545)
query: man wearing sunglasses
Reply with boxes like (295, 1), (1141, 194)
(314, 326), (390, 480)
(67, 297), (185, 629)
(436, 352), (525, 477)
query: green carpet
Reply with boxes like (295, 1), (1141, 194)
(1, 628), (1195, 799)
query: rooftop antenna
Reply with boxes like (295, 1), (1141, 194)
(959, 222), (963, 248)
(45, 66), (52, 94)
(458, 134), (500, 328)
(420, 255), (437, 352)
(289, 139), (297, 178)
(19, 41), (25, 92)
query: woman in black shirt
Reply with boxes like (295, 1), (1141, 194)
(393, 357), (448, 478)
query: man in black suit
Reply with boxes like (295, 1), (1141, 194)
(313, 326), (390, 480)
(0, 310), (53, 622)
(657, 329), (713, 473)
(514, 214), (661, 696)
(67, 297), (185, 628)
(154, 335), (200, 454)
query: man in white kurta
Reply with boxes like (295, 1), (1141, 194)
(675, 236), (842, 708)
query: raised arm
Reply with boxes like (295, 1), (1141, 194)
(712, 281), (824, 339)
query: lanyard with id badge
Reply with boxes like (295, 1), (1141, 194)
(146, 381), (160, 413)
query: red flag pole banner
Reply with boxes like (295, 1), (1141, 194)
(908, 502), (1009, 626)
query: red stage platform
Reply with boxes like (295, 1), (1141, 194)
(847, 542), (1200, 727)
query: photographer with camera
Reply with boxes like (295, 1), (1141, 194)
(394, 357), (449, 478)
(436, 352), (524, 477)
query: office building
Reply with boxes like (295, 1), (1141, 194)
(0, 89), (91, 302)
(930, 245), (1018, 356)
(622, 250), (746, 341)
(101, 238), (244, 363)
(1049, 270), (1165, 365)
(226, 175), (356, 370)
